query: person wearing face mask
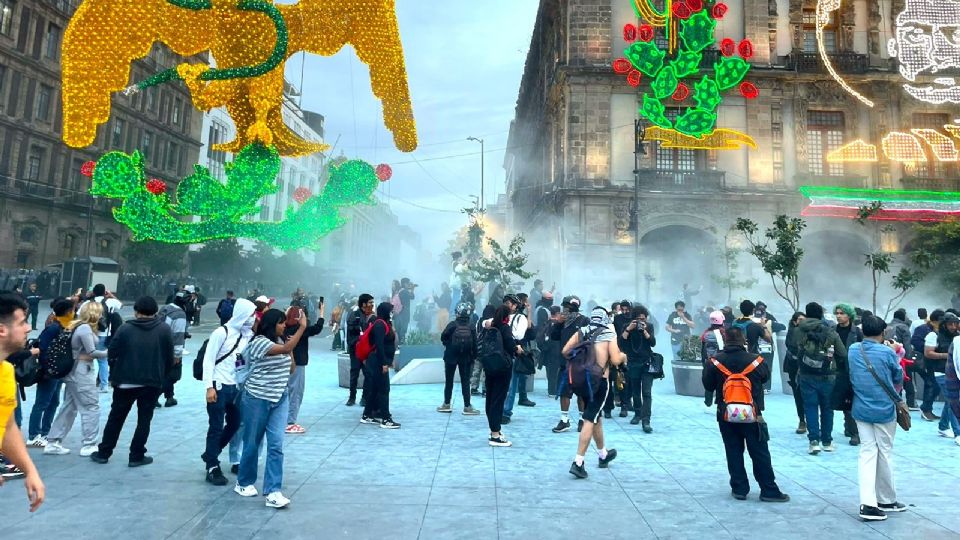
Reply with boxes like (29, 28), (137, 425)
(360, 302), (401, 429)
(198, 299), (256, 486)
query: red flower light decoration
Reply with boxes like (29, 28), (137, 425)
(613, 58), (632, 74)
(672, 1), (692, 19)
(627, 70), (642, 87)
(738, 39), (754, 59)
(638, 24), (655, 42)
(623, 23), (637, 42)
(672, 83), (690, 101)
(739, 82), (759, 99)
(711, 2), (728, 19)
(146, 178), (166, 195)
(720, 38), (736, 56)
(687, 0), (703, 12)
(80, 161), (96, 177)
(376, 164), (393, 182)
(293, 187), (312, 204)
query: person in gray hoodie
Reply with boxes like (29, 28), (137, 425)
(156, 292), (188, 408)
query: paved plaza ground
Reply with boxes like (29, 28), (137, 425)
(1, 318), (959, 539)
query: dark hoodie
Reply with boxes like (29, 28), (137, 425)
(368, 302), (397, 370)
(702, 343), (770, 422)
(107, 316), (175, 388)
(284, 312), (325, 366)
(793, 317), (847, 376)
(440, 315), (477, 363)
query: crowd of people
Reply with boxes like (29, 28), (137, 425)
(0, 275), (958, 523)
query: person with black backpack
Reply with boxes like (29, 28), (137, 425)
(795, 302), (847, 455)
(478, 304), (519, 447)
(25, 299), (74, 448)
(437, 302), (479, 415)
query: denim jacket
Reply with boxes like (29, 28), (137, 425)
(849, 340), (903, 424)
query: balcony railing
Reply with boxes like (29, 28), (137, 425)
(901, 176), (960, 192)
(788, 51), (869, 74)
(794, 173), (868, 188)
(637, 169), (726, 191)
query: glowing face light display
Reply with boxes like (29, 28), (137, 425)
(888, 0), (960, 104)
(800, 186), (960, 222)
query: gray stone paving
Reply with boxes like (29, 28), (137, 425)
(2, 322), (959, 539)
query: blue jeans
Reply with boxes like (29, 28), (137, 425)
(936, 375), (960, 432)
(502, 369), (528, 418)
(203, 384), (241, 468)
(97, 336), (109, 388)
(799, 375), (835, 444)
(28, 378), (62, 439)
(238, 391), (289, 495)
(670, 341), (682, 361)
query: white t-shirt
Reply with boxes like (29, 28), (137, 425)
(924, 331), (938, 349)
(509, 313), (529, 341)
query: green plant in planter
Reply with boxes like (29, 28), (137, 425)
(676, 335), (703, 363)
(403, 330), (441, 346)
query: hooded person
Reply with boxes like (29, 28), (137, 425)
(199, 299), (256, 485)
(794, 302), (847, 455)
(701, 310), (728, 410)
(156, 292), (189, 407)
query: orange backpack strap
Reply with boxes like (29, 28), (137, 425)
(710, 357), (732, 377)
(739, 356), (764, 376)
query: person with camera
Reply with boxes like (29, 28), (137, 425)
(605, 300), (634, 419)
(619, 304), (658, 433)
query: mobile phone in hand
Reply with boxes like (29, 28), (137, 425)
(318, 296), (324, 306)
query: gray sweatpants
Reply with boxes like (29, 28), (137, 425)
(286, 365), (306, 424)
(47, 361), (100, 446)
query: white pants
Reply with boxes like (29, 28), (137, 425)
(856, 419), (897, 508)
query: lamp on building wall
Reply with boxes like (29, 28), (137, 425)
(467, 137), (485, 210)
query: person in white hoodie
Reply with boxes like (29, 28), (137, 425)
(201, 298), (256, 486)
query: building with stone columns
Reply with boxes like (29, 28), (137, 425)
(0, 0), (203, 270)
(504, 0), (958, 306)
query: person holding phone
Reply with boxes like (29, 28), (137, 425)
(283, 298), (325, 434)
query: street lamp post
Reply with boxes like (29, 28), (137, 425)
(632, 120), (647, 300)
(467, 136), (484, 210)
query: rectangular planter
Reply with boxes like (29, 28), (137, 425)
(337, 352), (363, 389)
(672, 361), (704, 397)
(396, 344), (445, 371)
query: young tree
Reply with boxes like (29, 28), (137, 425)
(734, 215), (805, 313)
(711, 243), (758, 306)
(122, 240), (188, 275)
(469, 235), (535, 292)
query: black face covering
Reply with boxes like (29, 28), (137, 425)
(376, 302), (394, 320)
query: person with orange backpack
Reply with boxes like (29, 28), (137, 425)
(702, 326), (789, 503)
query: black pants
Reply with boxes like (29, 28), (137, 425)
(444, 358), (472, 407)
(921, 366), (941, 413)
(98, 386), (162, 461)
(348, 351), (364, 401)
(395, 315), (410, 345)
(843, 410), (859, 438)
(546, 356), (561, 396)
(630, 371), (656, 421)
(29, 309), (38, 330)
(902, 365), (918, 408)
(705, 390), (715, 407)
(718, 421), (781, 498)
(202, 384), (241, 468)
(362, 364), (391, 420)
(787, 369), (805, 421)
(484, 369), (511, 433)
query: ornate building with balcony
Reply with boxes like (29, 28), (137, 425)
(504, 0), (959, 301)
(0, 0), (204, 270)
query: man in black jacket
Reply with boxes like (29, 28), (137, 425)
(346, 294), (375, 406)
(91, 296), (174, 467)
(360, 302), (400, 429)
(703, 327), (789, 503)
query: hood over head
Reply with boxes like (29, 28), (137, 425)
(227, 298), (257, 332)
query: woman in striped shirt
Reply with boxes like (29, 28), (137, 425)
(234, 308), (306, 509)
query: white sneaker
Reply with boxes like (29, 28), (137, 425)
(703, 404), (713, 414)
(938, 428), (955, 438)
(26, 435), (47, 448)
(79, 445), (98, 457)
(955, 436), (960, 447)
(43, 442), (70, 455)
(265, 491), (290, 508)
(822, 443), (836, 452)
(234, 484), (258, 497)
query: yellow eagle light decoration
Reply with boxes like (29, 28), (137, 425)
(61, 0), (418, 156)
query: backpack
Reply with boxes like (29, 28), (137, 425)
(356, 320), (391, 362)
(192, 326), (241, 380)
(799, 324), (834, 375)
(732, 318), (752, 334)
(565, 328), (605, 400)
(534, 307), (551, 348)
(710, 355), (763, 423)
(43, 327), (76, 379)
(11, 348), (43, 387)
(477, 327), (512, 373)
(677, 334), (702, 362)
(702, 328), (725, 362)
(391, 293), (403, 315)
(450, 321), (474, 356)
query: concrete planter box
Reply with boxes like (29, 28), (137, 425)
(396, 345), (444, 371)
(337, 352), (363, 389)
(672, 361), (704, 397)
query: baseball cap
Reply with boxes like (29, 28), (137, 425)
(943, 312), (960, 324)
(255, 295), (270, 303)
(709, 310), (725, 325)
(561, 295), (581, 311)
(503, 294), (521, 305)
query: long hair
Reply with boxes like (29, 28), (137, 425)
(70, 301), (103, 333)
(492, 305), (511, 328)
(256, 309), (285, 342)
(789, 311), (804, 326)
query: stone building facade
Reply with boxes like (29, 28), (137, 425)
(0, 0), (203, 270)
(505, 0), (958, 304)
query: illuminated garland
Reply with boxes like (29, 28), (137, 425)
(615, 0), (756, 150)
(800, 186), (960, 222)
(828, 124), (960, 164)
(88, 143), (385, 249)
(816, 0), (873, 106)
(888, 0), (960, 105)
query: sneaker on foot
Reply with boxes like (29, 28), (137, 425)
(43, 442), (70, 455)
(154, 401), (162, 409)
(849, 435), (860, 446)
(603, 411), (612, 419)
(26, 435), (47, 448)
(859, 505), (887, 521)
(921, 411), (940, 421)
(230, 464), (239, 474)
(938, 428), (955, 438)
(99, 385), (109, 394)
(878, 502), (907, 513)
(598, 448), (618, 468)
(732, 492), (748, 501)
(436, 403), (452, 413)
(822, 442), (836, 452)
(345, 398), (356, 407)
(164, 398), (178, 408)
(234, 484), (258, 497)
(808, 441), (821, 455)
(206, 466), (228, 486)
(518, 399), (536, 407)
(360, 415), (379, 425)
(796, 421), (807, 435)
(908, 405), (920, 412)
(488, 436), (512, 447)
(79, 444), (98, 457)
(577, 419), (584, 432)
(501, 416), (512, 425)
(619, 408), (629, 418)
(703, 404), (713, 414)
(0, 463), (24, 479)
(265, 491), (290, 508)
(284, 424), (305, 434)
(89, 451), (109, 464)
(380, 419), (401, 429)
(552, 420), (571, 433)
(760, 493), (790, 503)
(642, 423), (653, 434)
(462, 406), (480, 416)
(569, 461), (588, 479)
(630, 415), (641, 425)
(128, 456), (154, 467)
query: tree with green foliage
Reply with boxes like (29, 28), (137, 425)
(734, 215), (805, 313)
(469, 235), (535, 292)
(122, 239), (188, 275)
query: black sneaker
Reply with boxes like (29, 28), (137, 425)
(0, 462), (25, 479)
(359, 398), (367, 407)
(732, 492), (748, 501)
(760, 493), (790, 503)
(598, 449), (618, 469)
(164, 398), (178, 408)
(878, 502), (907, 513)
(859, 505), (887, 521)
(603, 411), (612, 419)
(630, 415), (641, 425)
(552, 420), (571, 433)
(206, 466), (228, 486)
(89, 451), (109, 464)
(569, 461), (588, 479)
(518, 399), (536, 407)
(619, 408), (629, 418)
(360, 415), (379, 425)
(154, 401), (162, 409)
(230, 464), (239, 474)
(501, 416), (512, 425)
(129, 456), (154, 468)
(921, 411), (940, 422)
(642, 423), (653, 434)
(380, 419), (401, 429)
(577, 419), (584, 432)
(345, 398), (356, 407)
(471, 389), (481, 396)
(849, 435), (860, 446)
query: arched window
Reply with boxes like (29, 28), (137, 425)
(19, 228), (35, 243)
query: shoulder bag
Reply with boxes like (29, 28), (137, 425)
(863, 346), (911, 431)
